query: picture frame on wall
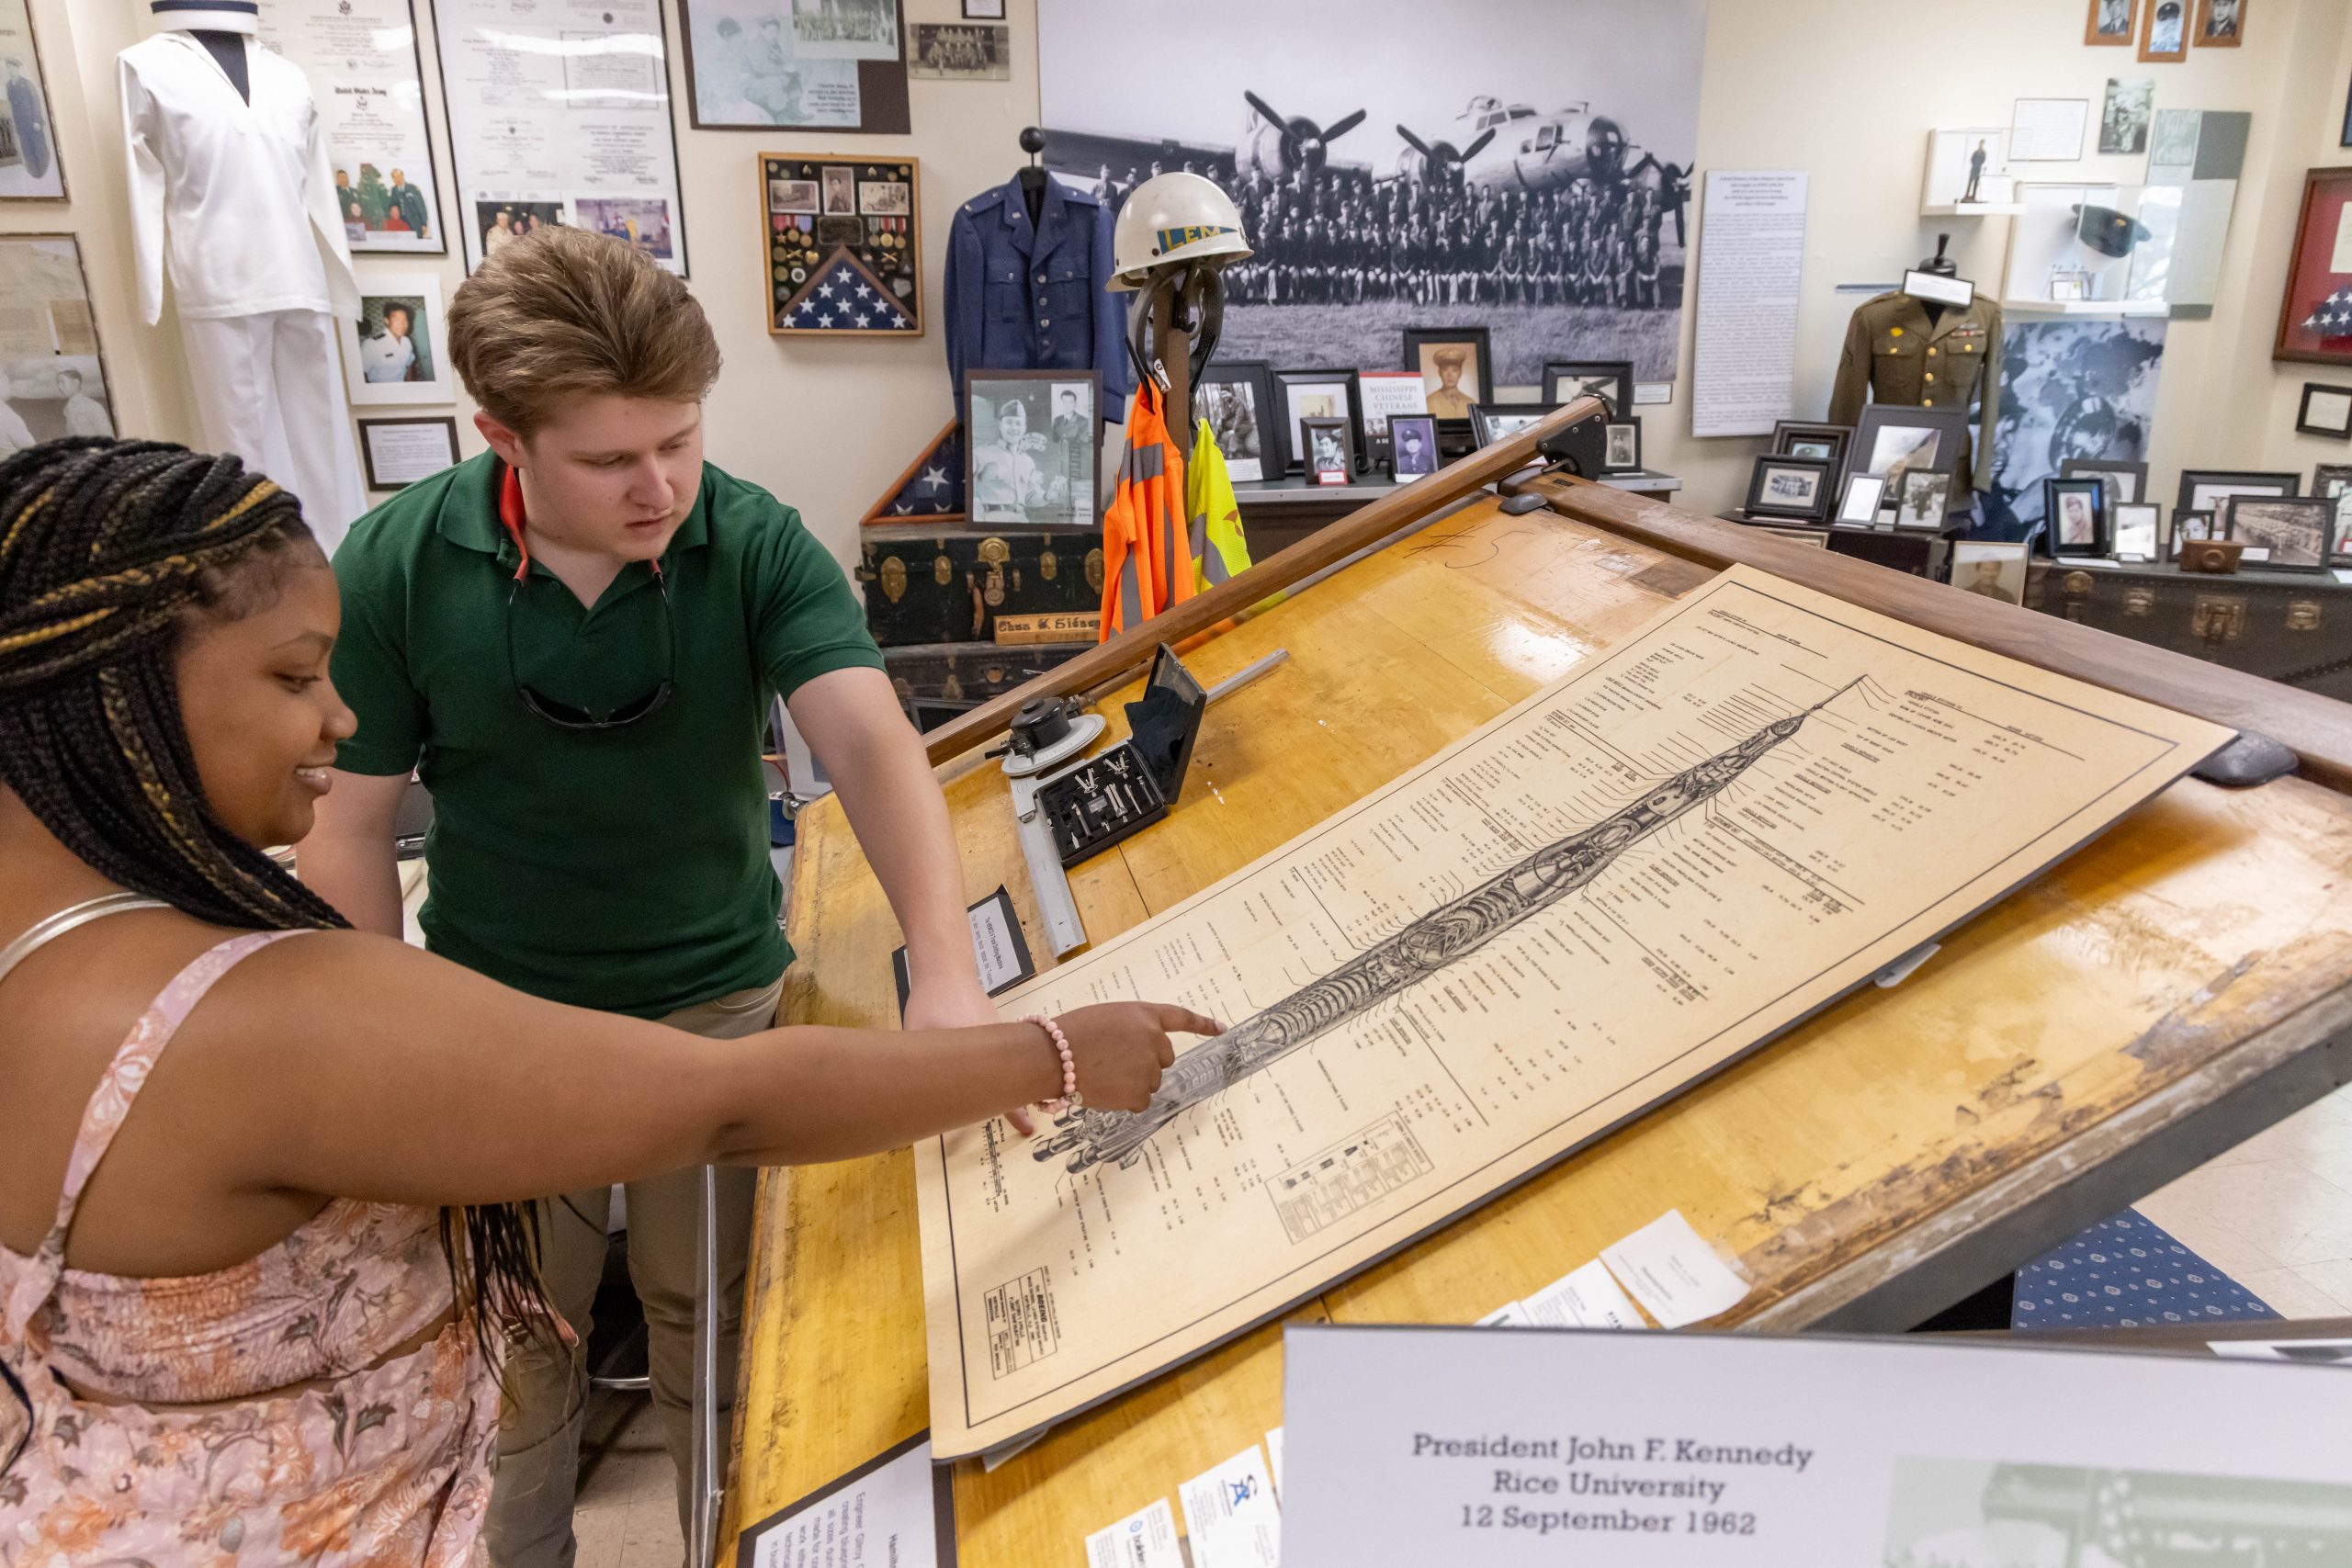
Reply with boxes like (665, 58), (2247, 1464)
(2175, 468), (2298, 514)
(2297, 381), (2352, 438)
(2043, 476), (2112, 557)
(2059, 457), (2150, 503)
(1197, 359), (1280, 483)
(2224, 494), (2335, 570)
(1744, 455), (1835, 523)
(1401, 326), (1490, 425)
(0, 0), (65, 199)
(261, 0), (445, 253)
(677, 0), (912, 134)
(2276, 173), (2352, 365)
(764, 152), (922, 335)
(2086, 0), (2138, 44)
(339, 273), (455, 407)
(2194, 0), (2245, 47)
(0, 234), (116, 440)
(1275, 368), (1365, 474)
(965, 368), (1100, 528)
(2140, 0), (2188, 61)
(357, 416), (461, 490)
(1542, 360), (1635, 420)
(961, 0), (1006, 16)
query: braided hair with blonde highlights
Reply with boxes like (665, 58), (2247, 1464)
(0, 436), (550, 1360)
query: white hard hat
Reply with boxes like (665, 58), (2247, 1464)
(1109, 172), (1252, 291)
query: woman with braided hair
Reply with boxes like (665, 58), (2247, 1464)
(0, 436), (1214, 1563)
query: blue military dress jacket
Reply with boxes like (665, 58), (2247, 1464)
(944, 174), (1132, 412)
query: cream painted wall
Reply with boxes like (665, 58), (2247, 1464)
(15, 0), (2352, 571)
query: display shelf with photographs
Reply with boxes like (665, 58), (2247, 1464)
(1468, 401), (1560, 452)
(1198, 360), (1280, 483)
(1400, 327), (1490, 429)
(0, 235), (115, 443)
(1301, 416), (1353, 487)
(2045, 475), (2112, 557)
(764, 152), (922, 335)
(2176, 467), (2298, 515)
(964, 369), (1099, 529)
(680, 0), (911, 132)
(1542, 360), (1635, 420)
(1274, 368), (1365, 475)
(1744, 454), (1835, 523)
(1386, 415), (1439, 480)
(2223, 494), (2334, 571)
(0, 0), (63, 200)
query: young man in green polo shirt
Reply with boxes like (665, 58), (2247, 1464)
(299, 228), (1003, 1568)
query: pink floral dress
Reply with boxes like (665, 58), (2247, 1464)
(0, 932), (504, 1567)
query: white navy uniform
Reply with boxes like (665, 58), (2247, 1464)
(119, 26), (366, 548)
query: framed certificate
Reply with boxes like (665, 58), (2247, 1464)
(358, 416), (462, 490)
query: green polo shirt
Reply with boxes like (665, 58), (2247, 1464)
(330, 453), (885, 1017)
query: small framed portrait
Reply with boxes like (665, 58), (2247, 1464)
(1542, 360), (1635, 420)
(767, 178), (820, 213)
(1836, 472), (1888, 525)
(2174, 509), (2217, 547)
(821, 164), (857, 215)
(2224, 494), (2335, 570)
(1601, 421), (1642, 474)
(1894, 470), (1953, 531)
(2194, 0), (2245, 47)
(2274, 169), (2352, 366)
(1302, 417), (1353, 486)
(2060, 457), (2149, 504)
(2086, 0), (2138, 44)
(1274, 368), (1365, 475)
(1197, 359), (1279, 483)
(1469, 401), (1561, 450)
(1745, 454), (1835, 523)
(1853, 405), (1967, 482)
(1950, 540), (2030, 606)
(341, 273), (453, 407)
(1402, 327), (1490, 424)
(2297, 381), (2352, 438)
(1771, 421), (1853, 483)
(2043, 476), (2111, 556)
(2176, 468), (2299, 514)
(965, 368), (1100, 528)
(2313, 461), (2352, 556)
(2140, 0), (2188, 61)
(1388, 415), (1441, 479)
(2111, 502), (2163, 561)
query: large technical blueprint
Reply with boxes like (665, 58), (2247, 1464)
(915, 567), (2233, 1456)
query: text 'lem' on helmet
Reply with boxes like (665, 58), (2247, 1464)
(1109, 172), (1253, 291)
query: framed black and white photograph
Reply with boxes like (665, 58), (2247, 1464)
(1601, 420), (1642, 474)
(2313, 462), (2352, 557)
(2060, 457), (2149, 505)
(2086, 0), (2138, 44)
(965, 369), (1099, 527)
(1836, 472), (1887, 525)
(2140, 0), (2188, 61)
(1854, 404), (1967, 483)
(1745, 454), (1835, 523)
(1772, 421), (1852, 483)
(2224, 494), (2335, 570)
(1895, 470), (1953, 532)
(2111, 501), (2162, 561)
(2195, 0), (2244, 47)
(1275, 368), (1364, 474)
(679, 0), (911, 132)
(0, 235), (115, 446)
(1388, 414), (1440, 479)
(1402, 328), (1490, 424)
(1469, 401), (1560, 450)
(2176, 468), (2298, 515)
(357, 416), (461, 491)
(2043, 475), (2111, 556)
(1951, 540), (2030, 605)
(909, 22), (1010, 81)
(1198, 360), (1279, 482)
(0, 0), (62, 199)
(2099, 77), (2154, 155)
(2174, 509), (2217, 546)
(2297, 382), (2352, 439)
(340, 272), (453, 407)
(1302, 416), (1353, 486)
(1543, 360), (1635, 420)
(962, 0), (1006, 17)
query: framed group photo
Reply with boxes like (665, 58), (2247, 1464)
(1745, 454), (1835, 523)
(2223, 494), (2335, 571)
(965, 368), (1099, 528)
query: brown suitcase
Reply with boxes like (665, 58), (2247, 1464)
(2026, 561), (2352, 704)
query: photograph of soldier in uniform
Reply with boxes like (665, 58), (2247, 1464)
(1897, 470), (1952, 531)
(1201, 378), (1266, 482)
(358, 299), (431, 385)
(1037, 0), (1704, 384)
(2198, 0), (2242, 43)
(2086, 0), (2135, 42)
(2144, 0), (2188, 55)
(1304, 417), (1351, 482)
(1389, 414), (1439, 477)
(2099, 77), (2154, 155)
(1951, 542), (2027, 605)
(822, 164), (857, 214)
(1418, 344), (1478, 419)
(967, 374), (1096, 526)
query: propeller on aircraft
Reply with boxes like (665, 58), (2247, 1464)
(1244, 90), (1367, 176)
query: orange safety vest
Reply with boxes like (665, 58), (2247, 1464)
(1098, 379), (1195, 639)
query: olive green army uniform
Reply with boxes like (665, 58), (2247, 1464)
(1827, 292), (2005, 493)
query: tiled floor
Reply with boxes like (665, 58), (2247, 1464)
(571, 1393), (685, 1568)
(2134, 1078), (2352, 1320)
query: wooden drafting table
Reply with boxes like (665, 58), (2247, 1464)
(721, 426), (2352, 1563)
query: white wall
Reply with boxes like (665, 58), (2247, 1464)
(13, 0), (2349, 573)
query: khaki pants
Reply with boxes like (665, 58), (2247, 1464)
(482, 978), (782, 1568)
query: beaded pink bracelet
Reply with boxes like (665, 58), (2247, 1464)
(1026, 1013), (1079, 1113)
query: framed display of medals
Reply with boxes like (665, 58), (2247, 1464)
(763, 152), (922, 336)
